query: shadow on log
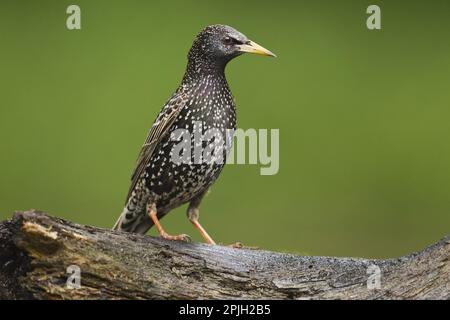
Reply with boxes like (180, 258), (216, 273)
(0, 210), (449, 300)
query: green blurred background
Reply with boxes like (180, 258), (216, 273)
(1, 0), (449, 258)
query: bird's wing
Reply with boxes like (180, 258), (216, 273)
(126, 91), (188, 202)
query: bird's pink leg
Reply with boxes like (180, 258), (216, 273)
(189, 218), (216, 245)
(148, 206), (190, 241)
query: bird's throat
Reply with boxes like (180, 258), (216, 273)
(183, 56), (229, 83)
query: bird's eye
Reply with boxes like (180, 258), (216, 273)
(223, 37), (233, 45)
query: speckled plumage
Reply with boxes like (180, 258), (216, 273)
(113, 25), (275, 239)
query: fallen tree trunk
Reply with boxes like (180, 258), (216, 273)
(0, 210), (448, 300)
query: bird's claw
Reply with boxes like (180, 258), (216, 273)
(179, 234), (192, 242)
(160, 232), (191, 242)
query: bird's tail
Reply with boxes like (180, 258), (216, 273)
(112, 206), (154, 235)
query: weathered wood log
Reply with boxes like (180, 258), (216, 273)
(0, 210), (448, 300)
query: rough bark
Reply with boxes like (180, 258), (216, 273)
(0, 210), (448, 300)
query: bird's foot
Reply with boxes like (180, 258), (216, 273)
(148, 206), (191, 242)
(160, 232), (191, 242)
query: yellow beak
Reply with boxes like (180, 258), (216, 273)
(237, 40), (277, 57)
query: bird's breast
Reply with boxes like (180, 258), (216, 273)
(143, 81), (236, 205)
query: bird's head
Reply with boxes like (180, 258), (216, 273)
(187, 24), (276, 74)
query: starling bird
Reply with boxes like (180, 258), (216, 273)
(113, 25), (275, 244)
